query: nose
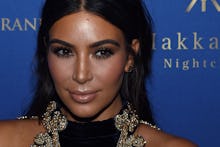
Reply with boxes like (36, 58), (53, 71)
(72, 54), (93, 84)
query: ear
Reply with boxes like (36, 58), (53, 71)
(131, 39), (140, 54)
(124, 39), (140, 72)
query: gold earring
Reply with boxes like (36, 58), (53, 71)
(128, 65), (135, 72)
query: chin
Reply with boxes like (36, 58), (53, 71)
(67, 104), (104, 122)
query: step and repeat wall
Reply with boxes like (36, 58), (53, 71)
(0, 0), (219, 146)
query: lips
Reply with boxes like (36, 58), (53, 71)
(69, 90), (98, 104)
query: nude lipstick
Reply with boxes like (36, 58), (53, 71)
(69, 90), (98, 104)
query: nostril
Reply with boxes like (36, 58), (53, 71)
(72, 55), (93, 84)
(72, 67), (93, 84)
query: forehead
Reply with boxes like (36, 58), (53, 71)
(49, 11), (125, 44)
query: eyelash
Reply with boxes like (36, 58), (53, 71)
(51, 47), (73, 58)
(95, 47), (114, 59)
(50, 46), (114, 59)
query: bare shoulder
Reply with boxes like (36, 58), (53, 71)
(0, 119), (44, 147)
(136, 124), (198, 147)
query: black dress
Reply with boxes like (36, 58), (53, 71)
(59, 118), (120, 147)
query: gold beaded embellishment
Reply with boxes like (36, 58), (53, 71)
(115, 103), (159, 147)
(115, 103), (145, 147)
(27, 101), (159, 147)
(31, 101), (68, 147)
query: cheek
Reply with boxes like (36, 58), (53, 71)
(47, 54), (72, 87)
(93, 55), (127, 88)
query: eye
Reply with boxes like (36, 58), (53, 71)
(95, 47), (114, 59)
(51, 47), (73, 58)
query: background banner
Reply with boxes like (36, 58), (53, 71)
(0, 0), (219, 146)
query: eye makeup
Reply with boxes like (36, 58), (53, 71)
(50, 46), (73, 58)
(94, 47), (114, 59)
(48, 38), (120, 60)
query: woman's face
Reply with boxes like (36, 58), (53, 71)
(48, 11), (134, 122)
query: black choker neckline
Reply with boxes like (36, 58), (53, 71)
(60, 117), (119, 138)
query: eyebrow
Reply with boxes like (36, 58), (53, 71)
(48, 39), (73, 48)
(89, 39), (120, 48)
(48, 39), (121, 48)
